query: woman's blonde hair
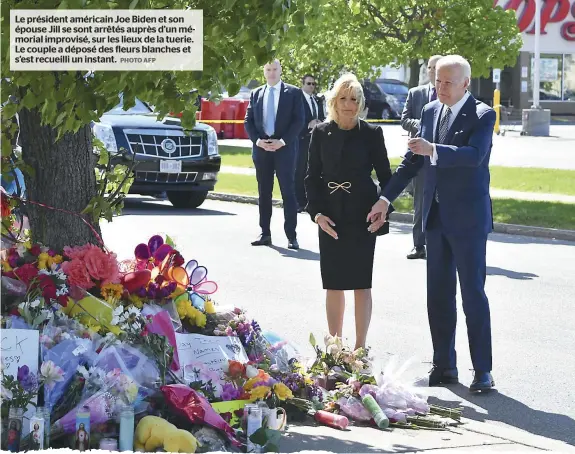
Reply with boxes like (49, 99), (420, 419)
(325, 73), (365, 124)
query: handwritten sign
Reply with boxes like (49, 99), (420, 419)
(175, 333), (249, 384)
(1, 329), (40, 437)
(1, 329), (40, 375)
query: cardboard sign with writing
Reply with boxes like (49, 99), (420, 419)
(175, 333), (249, 384)
(1, 329), (40, 436)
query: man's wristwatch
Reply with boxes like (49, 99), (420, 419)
(314, 213), (323, 223)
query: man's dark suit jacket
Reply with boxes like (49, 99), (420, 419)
(382, 94), (495, 236)
(300, 93), (326, 136)
(244, 82), (304, 150)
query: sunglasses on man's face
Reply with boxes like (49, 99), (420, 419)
(306, 81), (316, 86)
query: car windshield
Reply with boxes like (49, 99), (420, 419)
(105, 97), (153, 115)
(377, 82), (409, 96)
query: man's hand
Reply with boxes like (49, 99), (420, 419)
(317, 215), (338, 240)
(367, 199), (389, 223)
(367, 212), (386, 233)
(256, 139), (277, 152)
(408, 138), (434, 156)
(308, 119), (321, 129)
(266, 139), (284, 151)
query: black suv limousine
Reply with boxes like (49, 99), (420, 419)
(92, 98), (221, 209)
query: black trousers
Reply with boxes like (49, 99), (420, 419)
(296, 134), (311, 209)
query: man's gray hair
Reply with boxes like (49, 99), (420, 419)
(436, 55), (472, 80)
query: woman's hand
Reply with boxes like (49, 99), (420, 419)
(317, 215), (338, 240)
(367, 212), (386, 233)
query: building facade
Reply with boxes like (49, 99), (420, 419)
(478, 0), (575, 115)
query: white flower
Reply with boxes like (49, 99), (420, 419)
(246, 365), (259, 379)
(77, 366), (90, 380)
(1, 384), (13, 401)
(40, 360), (65, 390)
(326, 344), (341, 356)
(30, 299), (41, 308)
(18, 302), (26, 311)
(126, 305), (141, 317)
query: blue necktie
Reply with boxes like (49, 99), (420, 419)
(265, 87), (276, 137)
(430, 87), (437, 102)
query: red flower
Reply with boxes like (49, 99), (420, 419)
(1, 189), (12, 218)
(57, 295), (69, 307)
(13, 263), (39, 285)
(38, 275), (57, 300)
(173, 252), (185, 267)
(29, 245), (42, 256)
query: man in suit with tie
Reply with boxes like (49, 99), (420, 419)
(245, 59), (305, 250)
(368, 55), (496, 392)
(296, 74), (326, 212)
(401, 55), (442, 260)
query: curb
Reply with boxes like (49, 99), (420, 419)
(207, 192), (575, 242)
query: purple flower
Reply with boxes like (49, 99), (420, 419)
(251, 320), (261, 332)
(137, 287), (148, 298)
(17, 365), (38, 392)
(220, 383), (242, 402)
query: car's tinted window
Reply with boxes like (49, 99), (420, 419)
(377, 82), (409, 96)
(105, 98), (152, 115)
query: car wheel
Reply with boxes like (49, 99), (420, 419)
(380, 107), (391, 120)
(167, 191), (208, 209)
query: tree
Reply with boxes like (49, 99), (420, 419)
(269, 0), (522, 91)
(1, 0), (319, 250)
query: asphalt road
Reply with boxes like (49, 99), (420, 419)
(102, 197), (575, 447)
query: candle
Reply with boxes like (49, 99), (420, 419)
(314, 410), (349, 430)
(119, 406), (134, 452)
(361, 394), (389, 429)
(99, 438), (118, 451)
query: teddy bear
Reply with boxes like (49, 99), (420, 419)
(134, 415), (200, 453)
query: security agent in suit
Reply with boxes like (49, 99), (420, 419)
(244, 60), (305, 250)
(368, 55), (496, 392)
(296, 74), (326, 211)
(401, 55), (442, 260)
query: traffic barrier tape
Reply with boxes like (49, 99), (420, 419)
(197, 119), (401, 124)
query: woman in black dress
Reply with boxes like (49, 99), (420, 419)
(305, 73), (393, 349)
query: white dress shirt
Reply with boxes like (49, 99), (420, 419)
(378, 91), (471, 205)
(428, 83), (436, 102)
(303, 92), (318, 119)
(262, 80), (282, 123)
(430, 90), (470, 165)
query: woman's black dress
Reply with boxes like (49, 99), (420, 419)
(305, 120), (393, 290)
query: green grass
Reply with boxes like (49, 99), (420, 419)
(490, 167), (575, 196)
(214, 173), (575, 230)
(219, 144), (575, 197)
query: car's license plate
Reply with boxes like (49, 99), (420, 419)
(160, 160), (182, 173)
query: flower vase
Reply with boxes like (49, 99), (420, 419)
(5, 407), (24, 452)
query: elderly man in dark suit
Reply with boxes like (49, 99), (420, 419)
(296, 74), (326, 212)
(401, 55), (442, 260)
(369, 55), (496, 392)
(245, 60), (305, 250)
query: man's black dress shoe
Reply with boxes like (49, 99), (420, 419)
(407, 246), (426, 260)
(470, 371), (495, 392)
(428, 366), (459, 386)
(287, 239), (299, 250)
(251, 235), (272, 246)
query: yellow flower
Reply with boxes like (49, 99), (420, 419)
(101, 283), (124, 305)
(38, 252), (63, 270)
(128, 294), (144, 309)
(204, 298), (216, 314)
(244, 378), (259, 391)
(37, 252), (50, 270)
(1, 260), (12, 272)
(196, 312), (206, 328)
(273, 383), (293, 401)
(23, 240), (32, 250)
(250, 386), (271, 401)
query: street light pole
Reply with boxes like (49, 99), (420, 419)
(532, 0), (541, 109)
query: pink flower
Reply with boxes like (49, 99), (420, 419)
(83, 247), (119, 284)
(61, 259), (93, 289)
(63, 244), (94, 260)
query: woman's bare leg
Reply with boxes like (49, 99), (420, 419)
(354, 289), (373, 349)
(326, 290), (345, 336)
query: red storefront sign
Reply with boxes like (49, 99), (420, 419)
(496, 0), (575, 41)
